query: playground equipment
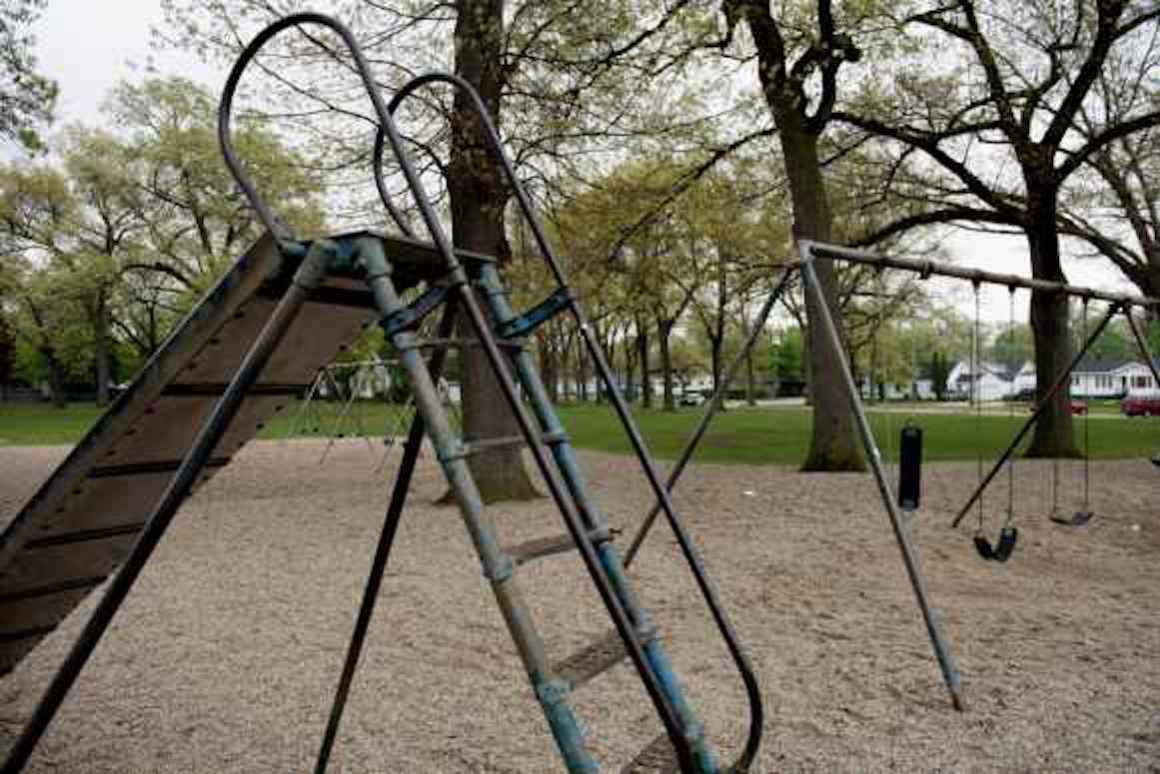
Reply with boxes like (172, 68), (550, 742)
(966, 281), (1020, 562)
(631, 239), (1159, 712)
(0, 13), (761, 774)
(776, 243), (1159, 546)
(290, 361), (377, 462)
(897, 421), (923, 512)
(627, 251), (967, 712)
(287, 359), (422, 466)
(1050, 299), (1095, 527)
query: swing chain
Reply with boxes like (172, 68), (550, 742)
(972, 279), (985, 535)
(1004, 285), (1016, 528)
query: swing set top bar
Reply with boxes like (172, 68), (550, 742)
(802, 241), (1160, 309)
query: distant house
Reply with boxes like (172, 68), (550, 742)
(1072, 357), (1160, 397)
(1011, 361), (1036, 394)
(946, 360), (1021, 402)
(857, 353), (1158, 403)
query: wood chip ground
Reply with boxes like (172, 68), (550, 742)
(0, 439), (1156, 772)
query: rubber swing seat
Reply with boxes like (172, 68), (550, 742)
(1050, 510), (1094, 527)
(974, 526), (1018, 562)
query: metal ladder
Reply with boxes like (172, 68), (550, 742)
(283, 13), (762, 773)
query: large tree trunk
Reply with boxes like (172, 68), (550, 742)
(0, 314), (12, 402)
(448, 0), (538, 502)
(657, 317), (677, 412)
(1024, 197), (1079, 458)
(624, 331), (638, 404)
(1141, 260), (1160, 325)
(39, 345), (67, 408)
(741, 311), (756, 406)
(540, 334), (559, 403)
(578, 342), (589, 402)
(637, 318), (652, 408)
(779, 115), (865, 472)
(92, 292), (111, 407)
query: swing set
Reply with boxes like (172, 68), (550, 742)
(800, 243), (1158, 562)
(634, 240), (1160, 584)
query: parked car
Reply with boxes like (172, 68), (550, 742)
(678, 391), (707, 407)
(1122, 395), (1160, 417)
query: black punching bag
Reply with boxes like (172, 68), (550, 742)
(898, 423), (922, 511)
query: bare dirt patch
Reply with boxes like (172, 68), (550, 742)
(0, 439), (1157, 772)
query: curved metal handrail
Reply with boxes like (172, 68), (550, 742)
(377, 71), (765, 773)
(218, 11), (414, 243)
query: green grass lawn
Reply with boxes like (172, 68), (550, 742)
(3, 400), (1156, 464)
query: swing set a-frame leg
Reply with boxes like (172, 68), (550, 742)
(623, 264), (796, 566)
(799, 244), (965, 713)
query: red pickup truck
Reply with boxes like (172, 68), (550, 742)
(1122, 395), (1160, 416)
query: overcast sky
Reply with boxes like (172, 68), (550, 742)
(33, 0), (220, 125)
(29, 2), (1136, 321)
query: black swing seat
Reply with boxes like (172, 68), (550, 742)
(974, 526), (1018, 562)
(1151, 453), (1160, 468)
(1051, 510), (1094, 527)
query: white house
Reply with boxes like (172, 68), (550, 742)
(854, 354), (1157, 403)
(946, 360), (1019, 402)
(1072, 357), (1160, 397)
(1011, 361), (1036, 394)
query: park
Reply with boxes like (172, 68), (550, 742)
(1, 2), (1159, 773)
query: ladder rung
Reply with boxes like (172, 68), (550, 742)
(507, 533), (576, 565)
(622, 733), (679, 773)
(506, 526), (613, 566)
(552, 629), (630, 689)
(462, 435), (527, 455)
(459, 430), (569, 458)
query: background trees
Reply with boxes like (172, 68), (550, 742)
(834, 0), (1160, 456)
(0, 0), (56, 152)
(0, 77), (320, 406)
(3, 1), (1155, 481)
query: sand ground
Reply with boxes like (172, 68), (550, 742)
(0, 439), (1157, 772)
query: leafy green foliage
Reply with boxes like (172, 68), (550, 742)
(0, 0), (56, 152)
(771, 327), (803, 381)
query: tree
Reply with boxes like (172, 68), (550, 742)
(0, 308), (12, 400)
(930, 351), (951, 400)
(0, 0), (56, 152)
(0, 136), (142, 406)
(0, 77), (321, 405)
(990, 322), (1033, 366)
(721, 0), (871, 471)
(0, 255), (93, 406)
(835, 0), (1160, 457)
(772, 325), (804, 387)
(106, 76), (323, 359)
(1063, 46), (1160, 307)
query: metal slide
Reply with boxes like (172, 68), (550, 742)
(0, 230), (474, 676)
